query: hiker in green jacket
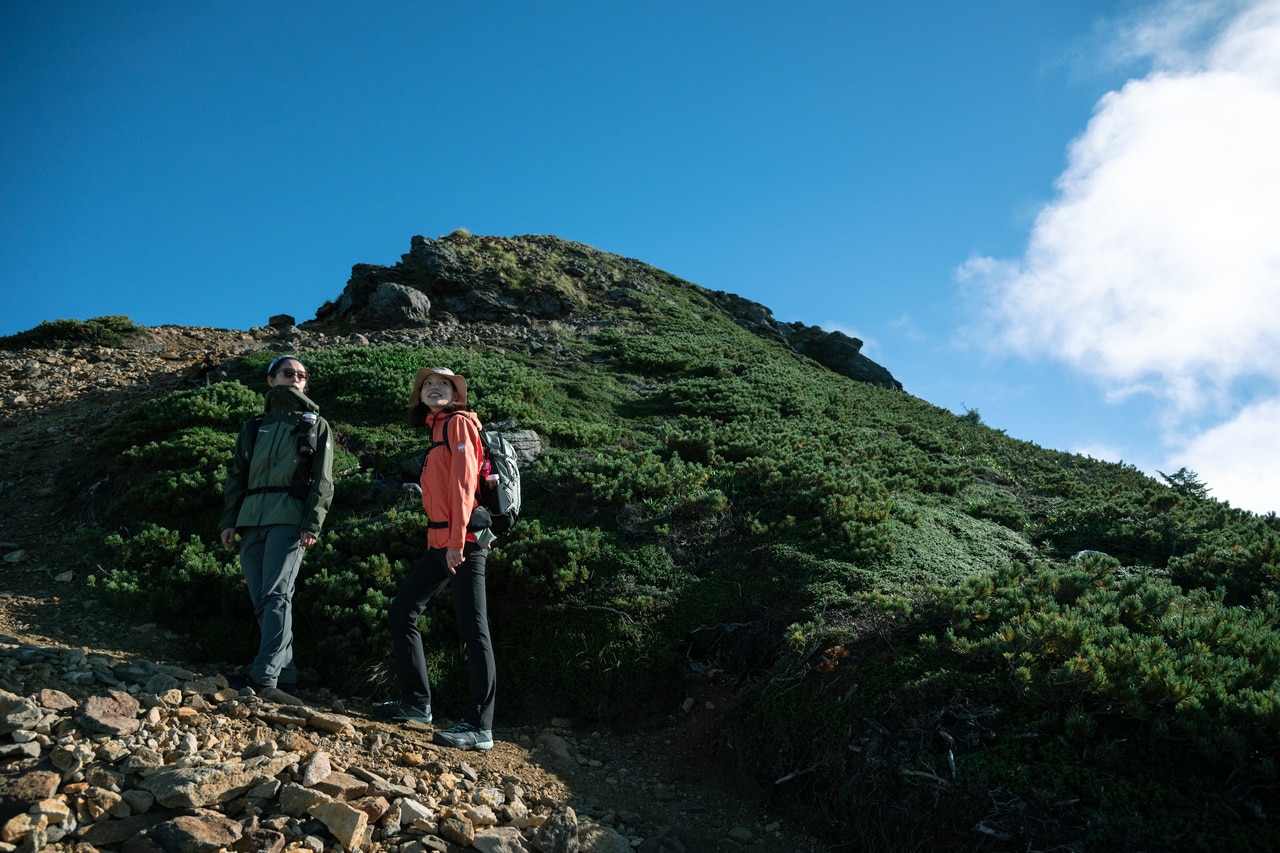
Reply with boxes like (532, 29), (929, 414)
(219, 355), (334, 693)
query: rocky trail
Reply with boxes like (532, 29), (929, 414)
(0, 325), (838, 853)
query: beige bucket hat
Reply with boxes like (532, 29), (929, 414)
(408, 366), (468, 407)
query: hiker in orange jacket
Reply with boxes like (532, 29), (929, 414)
(375, 367), (496, 752)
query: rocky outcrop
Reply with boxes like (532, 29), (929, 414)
(703, 290), (903, 391)
(316, 235), (592, 328)
(782, 323), (902, 391)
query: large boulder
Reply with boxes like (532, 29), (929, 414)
(364, 282), (431, 327)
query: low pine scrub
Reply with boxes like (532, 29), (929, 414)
(728, 553), (1280, 849)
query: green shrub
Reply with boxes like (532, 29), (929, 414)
(99, 427), (238, 538)
(496, 601), (680, 719)
(494, 519), (604, 592)
(89, 524), (245, 619)
(931, 558), (1280, 768)
(726, 555), (1280, 848)
(0, 315), (144, 349)
(962, 486), (1029, 530)
(1167, 518), (1280, 606)
(96, 382), (262, 458)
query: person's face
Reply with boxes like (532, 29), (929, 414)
(420, 375), (455, 411)
(268, 359), (308, 391)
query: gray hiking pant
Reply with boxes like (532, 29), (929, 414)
(240, 524), (303, 688)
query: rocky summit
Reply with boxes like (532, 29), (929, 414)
(316, 233), (901, 392)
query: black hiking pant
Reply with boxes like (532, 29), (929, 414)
(387, 543), (495, 730)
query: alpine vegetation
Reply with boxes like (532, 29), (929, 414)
(13, 233), (1279, 851)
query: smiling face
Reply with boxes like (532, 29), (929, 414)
(420, 375), (456, 411)
(268, 358), (308, 391)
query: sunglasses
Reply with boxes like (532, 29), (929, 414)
(276, 368), (308, 380)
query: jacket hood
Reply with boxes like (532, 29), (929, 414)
(265, 385), (321, 414)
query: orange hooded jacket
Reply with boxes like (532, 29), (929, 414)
(420, 409), (483, 551)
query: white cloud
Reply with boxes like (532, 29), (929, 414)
(960, 0), (1280, 514)
(1172, 397), (1280, 515)
(964, 61), (1280, 403)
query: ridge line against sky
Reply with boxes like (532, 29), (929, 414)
(2, 0), (1277, 514)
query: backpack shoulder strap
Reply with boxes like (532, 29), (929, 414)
(421, 412), (488, 480)
(242, 412), (322, 500)
(431, 413), (481, 453)
(421, 412), (459, 481)
(238, 413), (267, 470)
(440, 412), (460, 449)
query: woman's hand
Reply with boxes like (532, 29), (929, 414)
(446, 549), (464, 573)
(219, 528), (236, 549)
(300, 532), (317, 548)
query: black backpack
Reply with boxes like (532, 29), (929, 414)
(237, 411), (321, 501)
(424, 413), (522, 535)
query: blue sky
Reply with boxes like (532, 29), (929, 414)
(3, 1), (1278, 514)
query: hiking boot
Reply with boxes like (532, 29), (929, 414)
(223, 671), (254, 690)
(257, 685), (305, 706)
(433, 722), (493, 751)
(228, 674), (277, 694)
(372, 700), (433, 724)
(225, 671), (292, 693)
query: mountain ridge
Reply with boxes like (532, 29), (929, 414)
(309, 232), (902, 392)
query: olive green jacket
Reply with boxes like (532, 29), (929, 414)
(219, 386), (335, 536)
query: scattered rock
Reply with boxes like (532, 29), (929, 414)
(0, 639), (804, 853)
(533, 805), (579, 853)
